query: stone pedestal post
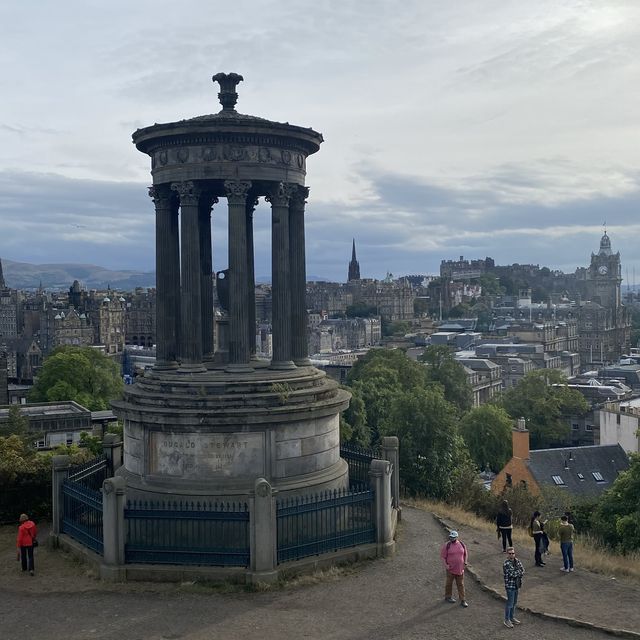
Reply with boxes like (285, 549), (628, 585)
(289, 186), (310, 366)
(381, 436), (401, 520)
(225, 180), (253, 371)
(173, 181), (206, 371)
(102, 433), (123, 477)
(51, 455), (70, 537)
(249, 478), (278, 583)
(267, 182), (295, 370)
(102, 476), (126, 572)
(369, 459), (395, 557)
(150, 185), (179, 369)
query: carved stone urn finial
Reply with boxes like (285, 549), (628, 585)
(212, 72), (244, 112)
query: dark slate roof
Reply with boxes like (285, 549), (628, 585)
(528, 444), (629, 497)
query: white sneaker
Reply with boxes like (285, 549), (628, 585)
(503, 620), (513, 628)
(560, 567), (569, 572)
(569, 568), (575, 572)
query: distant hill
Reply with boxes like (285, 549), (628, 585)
(2, 258), (156, 291)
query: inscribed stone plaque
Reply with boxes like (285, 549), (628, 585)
(149, 432), (265, 479)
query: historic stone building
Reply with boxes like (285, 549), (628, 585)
(578, 232), (631, 367)
(124, 288), (156, 348)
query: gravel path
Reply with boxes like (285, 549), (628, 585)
(0, 506), (631, 640)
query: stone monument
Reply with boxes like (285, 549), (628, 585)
(113, 73), (351, 501)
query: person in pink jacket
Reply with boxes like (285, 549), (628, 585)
(16, 513), (37, 576)
(440, 530), (469, 607)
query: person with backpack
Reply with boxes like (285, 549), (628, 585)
(530, 511), (545, 567)
(496, 500), (513, 552)
(440, 530), (469, 607)
(16, 513), (37, 576)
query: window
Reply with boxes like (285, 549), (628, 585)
(571, 423), (579, 431)
(585, 424), (593, 431)
(617, 414), (621, 425)
(506, 473), (512, 487)
(592, 471), (605, 482)
(552, 475), (565, 485)
(577, 473), (585, 480)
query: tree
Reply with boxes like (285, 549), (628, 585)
(590, 453), (640, 553)
(345, 302), (377, 318)
(478, 273), (503, 296)
(29, 346), (123, 411)
(0, 405), (29, 438)
(499, 370), (589, 449)
(344, 348), (475, 497)
(459, 405), (513, 472)
(419, 345), (473, 413)
(381, 386), (475, 498)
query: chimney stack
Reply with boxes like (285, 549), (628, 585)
(512, 417), (530, 460)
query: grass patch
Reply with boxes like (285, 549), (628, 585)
(409, 498), (640, 583)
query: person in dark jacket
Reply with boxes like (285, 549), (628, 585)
(16, 513), (37, 576)
(530, 511), (545, 567)
(496, 500), (513, 552)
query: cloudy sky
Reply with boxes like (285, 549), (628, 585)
(2, 0), (640, 283)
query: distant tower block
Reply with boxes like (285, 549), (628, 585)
(113, 73), (350, 502)
(348, 239), (361, 281)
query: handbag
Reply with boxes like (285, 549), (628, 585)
(32, 537), (39, 548)
(515, 576), (522, 589)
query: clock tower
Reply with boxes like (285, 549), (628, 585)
(579, 231), (630, 367)
(587, 231), (621, 309)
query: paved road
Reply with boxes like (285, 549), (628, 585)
(1, 507), (621, 640)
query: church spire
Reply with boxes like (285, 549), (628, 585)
(348, 239), (361, 282)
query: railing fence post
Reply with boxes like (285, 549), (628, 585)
(101, 476), (126, 581)
(50, 455), (71, 541)
(249, 477), (278, 584)
(102, 433), (123, 477)
(369, 459), (395, 557)
(381, 435), (401, 520)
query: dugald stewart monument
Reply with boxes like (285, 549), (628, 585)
(113, 73), (351, 502)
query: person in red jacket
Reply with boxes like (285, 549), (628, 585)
(440, 530), (469, 607)
(16, 513), (37, 576)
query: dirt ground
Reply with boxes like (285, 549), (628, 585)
(0, 507), (637, 640)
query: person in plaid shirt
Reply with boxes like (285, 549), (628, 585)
(503, 547), (525, 628)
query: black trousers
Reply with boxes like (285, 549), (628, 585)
(533, 533), (544, 565)
(499, 528), (513, 551)
(19, 546), (34, 572)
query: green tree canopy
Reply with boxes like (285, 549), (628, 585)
(381, 386), (474, 498)
(344, 348), (475, 496)
(459, 404), (513, 472)
(345, 302), (378, 318)
(29, 346), (123, 411)
(419, 345), (473, 413)
(498, 369), (589, 449)
(590, 454), (640, 553)
(0, 405), (29, 438)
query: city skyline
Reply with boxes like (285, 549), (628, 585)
(1, 1), (639, 282)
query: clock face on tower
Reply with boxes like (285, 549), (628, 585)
(598, 265), (608, 275)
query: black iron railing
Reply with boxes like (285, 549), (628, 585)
(276, 488), (375, 563)
(340, 443), (380, 489)
(124, 500), (250, 567)
(68, 454), (109, 491)
(61, 479), (104, 555)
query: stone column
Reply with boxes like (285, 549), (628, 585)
(249, 477), (278, 583)
(51, 455), (70, 537)
(370, 459), (395, 557)
(101, 476), (126, 580)
(289, 186), (310, 365)
(267, 182), (296, 370)
(102, 433), (123, 477)
(381, 436), (401, 521)
(224, 180), (253, 371)
(172, 181), (205, 371)
(200, 194), (217, 364)
(149, 185), (179, 369)
(246, 196), (259, 360)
